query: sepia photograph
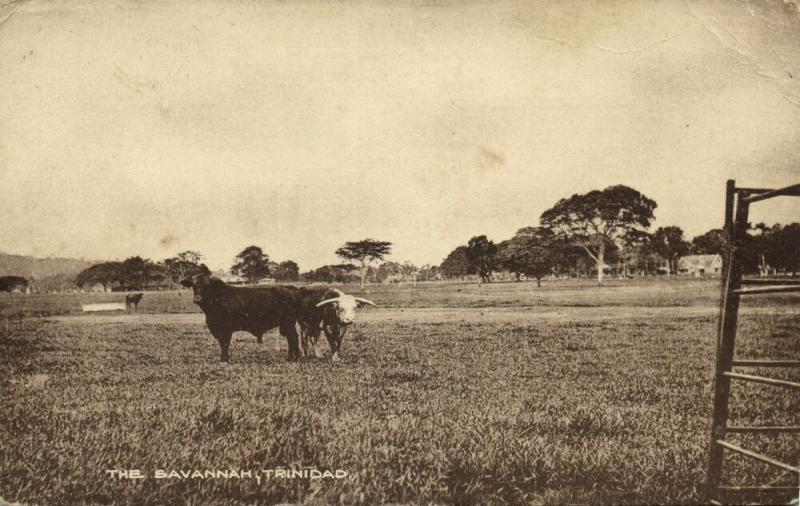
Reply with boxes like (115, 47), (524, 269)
(1, 0), (799, 504)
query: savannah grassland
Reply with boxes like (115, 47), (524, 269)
(1, 279), (798, 505)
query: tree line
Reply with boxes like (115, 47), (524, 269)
(440, 185), (800, 284)
(73, 248), (296, 292)
(72, 239), (396, 291)
(66, 184), (800, 291)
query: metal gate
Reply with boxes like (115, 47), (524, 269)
(706, 181), (800, 505)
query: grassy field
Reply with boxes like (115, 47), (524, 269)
(1, 279), (798, 505)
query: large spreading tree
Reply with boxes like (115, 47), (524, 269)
(75, 257), (165, 291)
(75, 262), (123, 291)
(231, 246), (271, 284)
(335, 238), (392, 286)
(541, 185), (657, 285)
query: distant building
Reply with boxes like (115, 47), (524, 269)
(678, 254), (723, 276)
(255, 278), (276, 285)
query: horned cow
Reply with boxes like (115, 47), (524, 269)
(295, 287), (376, 361)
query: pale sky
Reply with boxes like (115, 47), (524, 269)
(2, 0), (800, 271)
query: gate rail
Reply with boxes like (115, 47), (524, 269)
(705, 180), (800, 505)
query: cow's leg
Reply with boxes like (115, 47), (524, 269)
(301, 321), (322, 358)
(310, 325), (323, 359)
(209, 326), (233, 363)
(323, 323), (339, 360)
(333, 325), (349, 362)
(297, 323), (309, 357)
(324, 323), (348, 362)
(279, 320), (300, 362)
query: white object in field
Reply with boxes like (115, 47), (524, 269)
(82, 303), (127, 312)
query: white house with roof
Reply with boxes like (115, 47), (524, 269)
(678, 254), (723, 276)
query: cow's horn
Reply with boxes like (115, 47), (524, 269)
(332, 288), (345, 296)
(316, 297), (342, 307)
(355, 297), (377, 307)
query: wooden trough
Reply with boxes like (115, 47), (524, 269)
(81, 302), (127, 313)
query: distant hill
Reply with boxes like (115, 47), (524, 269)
(0, 252), (97, 280)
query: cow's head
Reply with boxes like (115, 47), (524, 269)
(315, 289), (376, 324)
(180, 273), (224, 307)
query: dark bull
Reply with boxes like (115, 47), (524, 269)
(181, 274), (302, 362)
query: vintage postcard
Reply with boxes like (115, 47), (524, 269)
(1, 1), (799, 504)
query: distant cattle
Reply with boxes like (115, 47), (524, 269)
(181, 274), (301, 362)
(125, 293), (143, 311)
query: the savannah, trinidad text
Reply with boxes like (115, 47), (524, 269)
(105, 468), (349, 485)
